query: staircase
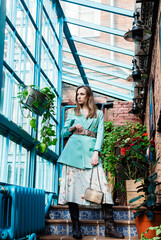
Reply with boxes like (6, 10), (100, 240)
(39, 205), (138, 240)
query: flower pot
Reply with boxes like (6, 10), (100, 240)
(133, 211), (161, 239)
(22, 87), (48, 116)
(125, 179), (144, 206)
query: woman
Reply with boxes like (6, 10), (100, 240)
(58, 85), (124, 239)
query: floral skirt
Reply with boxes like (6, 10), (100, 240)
(58, 164), (114, 207)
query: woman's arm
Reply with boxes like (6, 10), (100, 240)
(61, 109), (75, 138)
(91, 110), (104, 166)
(94, 110), (104, 152)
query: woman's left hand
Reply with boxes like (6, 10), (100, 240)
(91, 151), (99, 166)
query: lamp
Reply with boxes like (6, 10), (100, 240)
(134, 83), (145, 95)
(124, 11), (152, 43)
(128, 98), (140, 114)
(135, 94), (144, 109)
(132, 58), (141, 82)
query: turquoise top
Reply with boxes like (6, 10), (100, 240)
(57, 108), (104, 169)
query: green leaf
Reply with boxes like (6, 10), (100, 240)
(22, 89), (28, 98)
(146, 210), (154, 220)
(148, 182), (156, 193)
(39, 143), (47, 153)
(147, 194), (156, 207)
(30, 118), (36, 130)
(33, 99), (39, 108)
(129, 195), (144, 203)
(152, 156), (160, 169)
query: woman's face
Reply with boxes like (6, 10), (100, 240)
(77, 87), (88, 105)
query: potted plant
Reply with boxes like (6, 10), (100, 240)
(18, 85), (57, 153)
(101, 121), (150, 195)
(129, 141), (161, 239)
(141, 225), (161, 239)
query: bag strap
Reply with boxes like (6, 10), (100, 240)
(89, 166), (102, 191)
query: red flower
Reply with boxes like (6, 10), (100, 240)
(120, 148), (126, 156)
(142, 133), (148, 136)
(130, 143), (134, 147)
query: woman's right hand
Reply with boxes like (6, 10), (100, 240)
(75, 124), (83, 132)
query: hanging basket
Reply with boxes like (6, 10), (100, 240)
(22, 87), (49, 116)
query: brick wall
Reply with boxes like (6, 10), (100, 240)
(113, 101), (142, 125)
(144, 2), (161, 184)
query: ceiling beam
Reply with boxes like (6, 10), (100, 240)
(68, 36), (134, 56)
(62, 77), (133, 101)
(63, 47), (132, 70)
(63, 58), (129, 79)
(60, 0), (134, 17)
(65, 17), (125, 37)
(63, 72), (133, 91)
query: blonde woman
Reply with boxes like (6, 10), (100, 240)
(58, 85), (124, 239)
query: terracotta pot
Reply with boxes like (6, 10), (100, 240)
(133, 211), (161, 239)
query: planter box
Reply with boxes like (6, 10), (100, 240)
(125, 179), (145, 206)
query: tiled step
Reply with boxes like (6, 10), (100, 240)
(45, 219), (136, 237)
(45, 206), (138, 237)
(39, 235), (139, 240)
(48, 205), (135, 221)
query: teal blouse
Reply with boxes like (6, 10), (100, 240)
(57, 108), (104, 169)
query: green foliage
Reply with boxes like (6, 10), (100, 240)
(18, 85), (57, 153)
(141, 225), (161, 240)
(101, 121), (150, 192)
(129, 144), (161, 220)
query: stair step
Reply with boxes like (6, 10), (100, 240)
(45, 219), (137, 237)
(45, 205), (138, 237)
(39, 235), (139, 240)
(49, 205), (135, 221)
(46, 219), (136, 225)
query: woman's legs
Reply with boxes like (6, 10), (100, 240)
(68, 202), (82, 239)
(102, 204), (124, 238)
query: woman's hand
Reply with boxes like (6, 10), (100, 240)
(75, 124), (83, 132)
(91, 151), (99, 166)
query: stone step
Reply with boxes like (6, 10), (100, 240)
(45, 219), (137, 237)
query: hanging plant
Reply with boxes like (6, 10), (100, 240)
(18, 85), (57, 153)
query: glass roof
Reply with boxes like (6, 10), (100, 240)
(60, 0), (135, 101)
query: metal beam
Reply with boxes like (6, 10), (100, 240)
(69, 36), (134, 56)
(55, 0), (89, 85)
(63, 73), (134, 91)
(0, 0), (6, 102)
(65, 17), (126, 37)
(60, 0), (134, 17)
(63, 47), (132, 70)
(63, 58), (128, 79)
(62, 77), (133, 101)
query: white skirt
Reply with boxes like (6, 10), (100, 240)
(58, 164), (114, 207)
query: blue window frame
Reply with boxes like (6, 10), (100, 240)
(0, 0), (63, 195)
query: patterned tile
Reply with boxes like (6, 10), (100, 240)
(81, 225), (97, 236)
(80, 210), (101, 220)
(49, 210), (70, 219)
(45, 224), (67, 235)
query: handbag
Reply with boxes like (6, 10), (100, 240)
(84, 166), (104, 204)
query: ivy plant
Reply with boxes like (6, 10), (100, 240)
(18, 85), (57, 153)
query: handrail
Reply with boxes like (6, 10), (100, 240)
(45, 193), (54, 216)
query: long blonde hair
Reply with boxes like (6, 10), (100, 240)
(74, 85), (97, 118)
